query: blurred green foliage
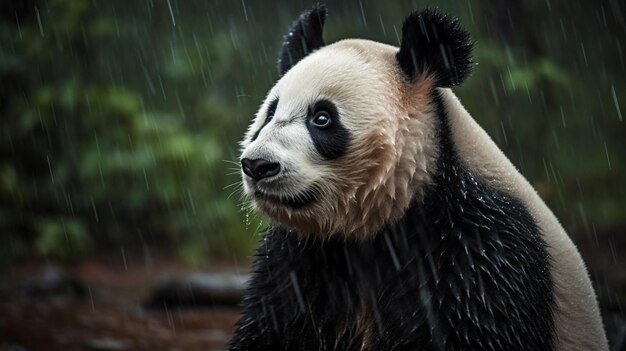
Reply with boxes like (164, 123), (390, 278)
(0, 0), (624, 265)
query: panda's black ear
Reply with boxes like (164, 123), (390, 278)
(396, 8), (474, 87)
(278, 4), (327, 77)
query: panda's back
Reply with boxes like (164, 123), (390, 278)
(440, 89), (608, 350)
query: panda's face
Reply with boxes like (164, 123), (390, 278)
(240, 40), (438, 237)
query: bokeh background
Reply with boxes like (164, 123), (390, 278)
(1, 0), (625, 350)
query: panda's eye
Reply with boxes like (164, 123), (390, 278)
(312, 111), (332, 128)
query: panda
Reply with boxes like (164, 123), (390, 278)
(231, 5), (608, 351)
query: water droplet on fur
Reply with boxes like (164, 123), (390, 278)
(244, 212), (251, 228)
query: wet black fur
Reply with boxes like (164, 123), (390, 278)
(397, 9), (474, 87)
(278, 6), (473, 87)
(230, 90), (555, 350)
(278, 4), (327, 77)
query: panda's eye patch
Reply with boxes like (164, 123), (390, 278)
(266, 98), (279, 121)
(306, 99), (349, 160)
(312, 111), (331, 128)
(250, 98), (278, 142)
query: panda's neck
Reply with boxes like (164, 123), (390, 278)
(429, 89), (468, 183)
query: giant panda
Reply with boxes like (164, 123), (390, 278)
(231, 5), (608, 351)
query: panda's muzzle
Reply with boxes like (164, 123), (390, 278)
(241, 158), (281, 181)
(241, 157), (317, 209)
(254, 188), (317, 209)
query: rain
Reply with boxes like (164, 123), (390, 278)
(0, 0), (625, 350)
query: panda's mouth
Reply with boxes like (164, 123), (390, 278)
(254, 189), (317, 209)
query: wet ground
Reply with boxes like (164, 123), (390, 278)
(0, 257), (245, 351)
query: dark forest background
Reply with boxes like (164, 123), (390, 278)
(1, 0), (625, 300)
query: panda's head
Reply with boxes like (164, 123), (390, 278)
(240, 5), (473, 238)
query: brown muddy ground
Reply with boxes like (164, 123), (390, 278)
(0, 256), (247, 351)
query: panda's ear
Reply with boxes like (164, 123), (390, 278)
(396, 8), (474, 87)
(278, 4), (327, 77)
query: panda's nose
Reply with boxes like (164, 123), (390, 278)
(241, 158), (281, 181)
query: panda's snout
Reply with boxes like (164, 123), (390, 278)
(241, 158), (281, 181)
